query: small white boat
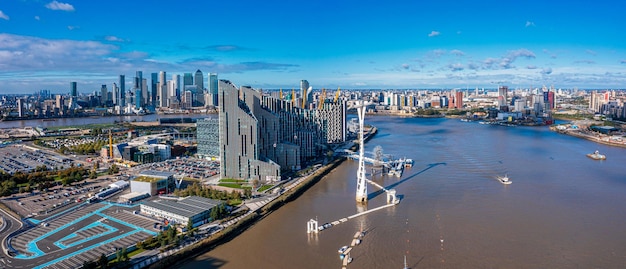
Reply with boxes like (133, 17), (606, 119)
(586, 150), (606, 160)
(496, 174), (512, 185)
(403, 255), (409, 269)
(338, 245), (348, 254)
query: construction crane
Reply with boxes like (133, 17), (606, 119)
(108, 129), (113, 159)
(318, 88), (326, 109)
(334, 87), (341, 102)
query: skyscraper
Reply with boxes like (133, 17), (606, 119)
(112, 83), (118, 106)
(171, 74), (180, 99)
(194, 70), (204, 90)
(100, 84), (108, 105)
(119, 75), (126, 107)
(498, 86), (508, 107)
(300, 80), (309, 108)
(17, 98), (24, 118)
(209, 73), (218, 106)
(151, 73), (158, 107)
(70, 82), (78, 97)
(159, 71), (167, 107)
(194, 70), (204, 106)
(219, 80), (281, 181)
(183, 73), (193, 88)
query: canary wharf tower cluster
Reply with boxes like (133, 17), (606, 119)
(214, 80), (346, 181)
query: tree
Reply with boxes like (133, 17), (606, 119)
(98, 253), (108, 269)
(82, 260), (97, 269)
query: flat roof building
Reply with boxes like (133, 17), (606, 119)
(140, 196), (223, 227)
(130, 170), (175, 195)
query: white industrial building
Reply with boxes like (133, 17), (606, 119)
(140, 196), (223, 227)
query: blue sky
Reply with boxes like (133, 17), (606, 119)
(0, 0), (625, 94)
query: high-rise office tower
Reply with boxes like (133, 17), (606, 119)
(17, 98), (24, 118)
(498, 86), (508, 107)
(70, 82), (78, 97)
(158, 71), (167, 107)
(209, 73), (218, 106)
(119, 75), (126, 107)
(100, 84), (108, 105)
(136, 71), (143, 89)
(151, 73), (158, 106)
(194, 70), (204, 106)
(194, 69), (204, 90)
(112, 83), (118, 105)
(170, 74), (180, 99)
(183, 73), (193, 88)
(142, 78), (148, 106)
(300, 80), (309, 108)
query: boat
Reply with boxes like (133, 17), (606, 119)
(586, 150), (606, 160)
(404, 158), (413, 167)
(403, 255), (409, 269)
(496, 174), (512, 185)
(338, 245), (348, 254)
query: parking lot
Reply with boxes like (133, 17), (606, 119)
(131, 157), (219, 180)
(0, 144), (75, 174)
(4, 178), (117, 219)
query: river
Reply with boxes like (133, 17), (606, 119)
(181, 116), (626, 269)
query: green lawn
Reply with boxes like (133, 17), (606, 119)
(219, 179), (247, 183)
(257, 185), (274, 192)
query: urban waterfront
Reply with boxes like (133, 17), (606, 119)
(181, 116), (626, 269)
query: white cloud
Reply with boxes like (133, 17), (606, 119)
(0, 10), (9, 20)
(525, 21), (535, 27)
(401, 63), (410, 70)
(428, 31), (440, 37)
(0, 33), (118, 72)
(448, 63), (464, 71)
(45, 1), (75, 12)
(34, 16), (40, 21)
(104, 35), (125, 42)
(621, 60), (626, 64)
(574, 60), (595, 64)
(541, 67), (553, 75)
(527, 65), (537, 69)
(585, 49), (597, 56)
(67, 25), (78, 30)
(498, 48), (536, 69)
(450, 49), (465, 56)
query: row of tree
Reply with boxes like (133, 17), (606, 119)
(0, 165), (88, 196)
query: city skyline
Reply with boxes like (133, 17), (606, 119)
(0, 0), (625, 94)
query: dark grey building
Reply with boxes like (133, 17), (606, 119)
(196, 118), (220, 159)
(219, 80), (281, 181)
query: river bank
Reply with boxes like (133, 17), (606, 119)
(551, 127), (626, 149)
(148, 157), (347, 269)
(149, 128), (378, 269)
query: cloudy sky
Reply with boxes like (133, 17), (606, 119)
(0, 0), (625, 94)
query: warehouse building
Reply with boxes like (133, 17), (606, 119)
(140, 196), (223, 227)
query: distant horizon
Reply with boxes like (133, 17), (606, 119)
(1, 0), (625, 93)
(4, 86), (624, 96)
